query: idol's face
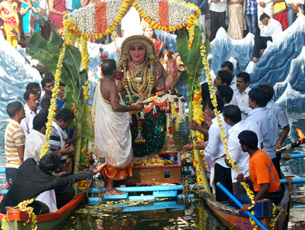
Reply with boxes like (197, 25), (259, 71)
(144, 28), (154, 39)
(129, 43), (146, 64)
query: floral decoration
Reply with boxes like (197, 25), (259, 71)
(64, 0), (200, 48)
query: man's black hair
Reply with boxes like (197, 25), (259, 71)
(39, 153), (61, 174)
(218, 70), (233, 85)
(201, 83), (210, 104)
(236, 72), (250, 83)
(23, 89), (37, 101)
(260, 13), (270, 21)
(41, 76), (54, 88)
(33, 112), (48, 131)
(102, 59), (116, 75)
(6, 101), (23, 118)
(249, 87), (267, 107)
(217, 85), (233, 104)
(223, 105), (242, 124)
(40, 97), (51, 112)
(26, 82), (40, 91)
(55, 108), (75, 122)
(238, 130), (258, 149)
(258, 83), (274, 103)
(205, 95), (224, 112)
(221, 61), (234, 71)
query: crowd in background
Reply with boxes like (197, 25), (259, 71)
(187, 0), (304, 41)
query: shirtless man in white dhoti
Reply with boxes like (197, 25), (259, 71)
(92, 59), (143, 195)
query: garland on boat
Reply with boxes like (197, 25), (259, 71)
(1, 199), (37, 230)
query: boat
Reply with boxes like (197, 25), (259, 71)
(0, 193), (84, 230)
(200, 185), (290, 230)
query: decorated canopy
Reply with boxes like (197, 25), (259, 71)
(65, 0), (200, 48)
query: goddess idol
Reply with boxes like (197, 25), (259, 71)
(116, 35), (170, 157)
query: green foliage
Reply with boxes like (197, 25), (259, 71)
(25, 27), (93, 142)
(177, 26), (204, 104)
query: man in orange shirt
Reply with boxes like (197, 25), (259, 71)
(235, 130), (283, 213)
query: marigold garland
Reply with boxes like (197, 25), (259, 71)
(80, 34), (89, 72)
(1, 198), (37, 230)
(191, 88), (207, 186)
(40, 44), (65, 159)
(64, 0), (200, 48)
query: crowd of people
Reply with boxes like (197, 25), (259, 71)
(187, 0), (304, 40)
(1, 72), (109, 214)
(186, 60), (289, 211)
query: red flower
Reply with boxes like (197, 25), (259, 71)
(166, 108), (171, 113)
(130, 122), (135, 126)
(167, 51), (174, 58)
(100, 55), (107, 60)
(152, 113), (159, 118)
(139, 118), (146, 123)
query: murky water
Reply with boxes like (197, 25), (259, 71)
(1, 110), (305, 229)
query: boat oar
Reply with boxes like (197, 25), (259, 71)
(216, 182), (268, 230)
(281, 153), (305, 160)
(280, 177), (305, 184)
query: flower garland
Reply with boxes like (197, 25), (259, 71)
(200, 43), (259, 229)
(63, 0), (199, 48)
(80, 34), (89, 72)
(191, 88), (206, 186)
(65, 0), (132, 40)
(170, 102), (179, 118)
(1, 198), (37, 230)
(40, 44), (65, 159)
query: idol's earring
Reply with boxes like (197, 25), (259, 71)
(145, 55), (148, 62)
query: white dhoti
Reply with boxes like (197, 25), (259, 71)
(92, 81), (133, 168)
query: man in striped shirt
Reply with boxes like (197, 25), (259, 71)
(4, 101), (26, 187)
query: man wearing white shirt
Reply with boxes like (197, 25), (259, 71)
(245, 87), (281, 177)
(221, 61), (237, 92)
(24, 112), (74, 213)
(223, 105), (261, 194)
(209, 0), (227, 40)
(252, 14), (282, 62)
(21, 90), (40, 136)
(230, 72), (251, 119)
(195, 95), (232, 201)
(24, 112), (74, 163)
(217, 85), (234, 105)
(257, 0), (274, 28)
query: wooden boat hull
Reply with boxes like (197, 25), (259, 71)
(200, 186), (290, 230)
(0, 193), (84, 230)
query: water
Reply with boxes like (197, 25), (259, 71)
(0, 110), (305, 229)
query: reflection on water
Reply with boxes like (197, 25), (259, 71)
(63, 199), (213, 230)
